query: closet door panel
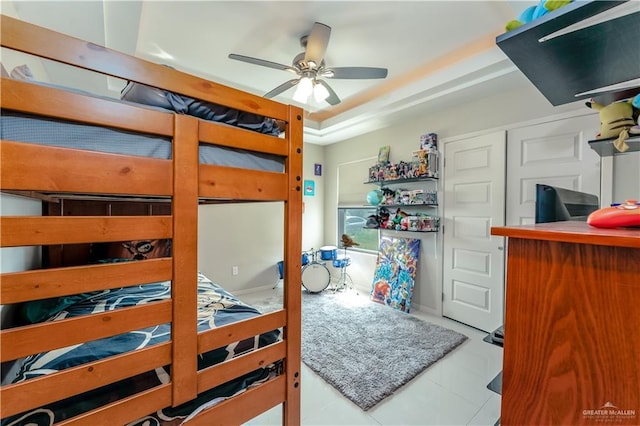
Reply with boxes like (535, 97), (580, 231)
(506, 115), (600, 226)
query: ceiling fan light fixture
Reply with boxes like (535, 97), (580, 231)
(228, 22), (388, 106)
(293, 76), (313, 103)
(313, 81), (330, 102)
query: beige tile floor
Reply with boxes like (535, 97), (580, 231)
(241, 286), (503, 426)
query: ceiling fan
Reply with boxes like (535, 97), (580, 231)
(228, 22), (388, 105)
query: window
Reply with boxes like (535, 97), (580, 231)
(337, 207), (378, 252)
(336, 157), (379, 252)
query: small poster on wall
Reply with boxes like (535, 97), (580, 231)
(303, 180), (315, 196)
(371, 236), (421, 313)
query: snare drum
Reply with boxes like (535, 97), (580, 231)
(332, 256), (351, 269)
(301, 262), (331, 293)
(319, 245), (338, 261)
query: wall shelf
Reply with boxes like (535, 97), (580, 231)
(378, 228), (439, 234)
(496, 0), (640, 106)
(483, 325), (504, 348)
(365, 176), (438, 186)
(378, 203), (438, 208)
(588, 134), (640, 156)
(365, 172), (439, 232)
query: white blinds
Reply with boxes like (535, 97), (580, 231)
(337, 157), (376, 206)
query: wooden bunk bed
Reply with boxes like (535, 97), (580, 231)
(0, 15), (303, 426)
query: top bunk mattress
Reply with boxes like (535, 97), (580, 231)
(0, 111), (284, 173)
(1, 67), (285, 172)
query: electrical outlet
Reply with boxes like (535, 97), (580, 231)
(232, 266), (239, 276)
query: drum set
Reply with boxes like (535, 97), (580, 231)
(301, 246), (353, 293)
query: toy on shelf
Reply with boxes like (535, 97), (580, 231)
(419, 133), (438, 152)
(505, 0), (573, 31)
(412, 149), (438, 178)
(587, 199), (640, 228)
(365, 206), (388, 229)
(586, 98), (637, 153)
(367, 157), (437, 182)
(374, 188), (437, 206)
(377, 145), (390, 164)
(375, 207), (439, 232)
(384, 189), (397, 206)
(631, 93), (640, 135)
(367, 134), (440, 183)
(390, 208), (408, 230)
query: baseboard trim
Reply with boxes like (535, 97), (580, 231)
(233, 283), (279, 296)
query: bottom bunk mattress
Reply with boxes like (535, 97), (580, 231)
(1, 272), (281, 426)
(0, 111), (284, 173)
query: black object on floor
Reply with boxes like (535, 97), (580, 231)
(483, 325), (504, 347)
(487, 371), (502, 395)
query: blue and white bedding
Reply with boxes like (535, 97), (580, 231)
(1, 272), (281, 426)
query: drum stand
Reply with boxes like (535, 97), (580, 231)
(274, 260), (284, 289)
(331, 246), (354, 292)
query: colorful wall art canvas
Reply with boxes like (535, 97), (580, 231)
(371, 236), (421, 313)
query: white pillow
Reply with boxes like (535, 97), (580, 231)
(10, 64), (35, 81)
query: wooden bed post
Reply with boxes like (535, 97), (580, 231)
(171, 114), (200, 405)
(283, 106), (304, 425)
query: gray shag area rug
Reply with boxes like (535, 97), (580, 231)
(253, 291), (468, 411)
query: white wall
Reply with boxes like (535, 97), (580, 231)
(198, 141), (324, 294)
(0, 193), (42, 330)
(613, 154), (640, 200)
(198, 202), (284, 293)
(1, 1), (50, 83)
(0, 194), (42, 273)
(301, 143), (324, 251)
(323, 77), (602, 313)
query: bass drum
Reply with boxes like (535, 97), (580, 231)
(301, 262), (331, 293)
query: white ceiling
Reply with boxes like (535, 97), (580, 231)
(5, 0), (537, 145)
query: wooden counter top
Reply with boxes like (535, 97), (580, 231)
(494, 220), (639, 425)
(491, 221), (640, 248)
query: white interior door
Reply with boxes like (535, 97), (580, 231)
(442, 131), (506, 333)
(506, 115), (601, 225)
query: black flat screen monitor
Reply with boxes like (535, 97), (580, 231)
(535, 184), (599, 223)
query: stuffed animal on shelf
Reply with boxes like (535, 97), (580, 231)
(367, 206), (390, 229)
(630, 93), (640, 135)
(413, 150), (430, 177)
(505, 0), (573, 31)
(586, 98), (636, 153)
(392, 208), (409, 231)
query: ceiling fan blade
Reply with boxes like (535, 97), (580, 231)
(316, 80), (341, 105)
(304, 22), (331, 67)
(325, 67), (388, 79)
(264, 79), (300, 98)
(229, 53), (297, 73)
